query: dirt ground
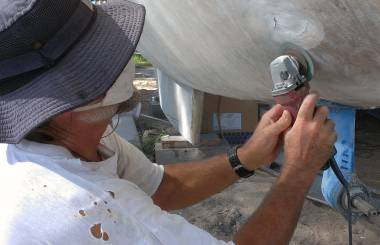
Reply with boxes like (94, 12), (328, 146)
(172, 112), (380, 245)
(356, 111), (380, 190)
(135, 75), (380, 244)
(174, 171), (380, 245)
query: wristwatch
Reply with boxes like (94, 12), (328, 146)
(227, 145), (255, 178)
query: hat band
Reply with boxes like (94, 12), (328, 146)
(0, 0), (96, 81)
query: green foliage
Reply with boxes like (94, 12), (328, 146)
(141, 129), (168, 159)
(133, 53), (152, 67)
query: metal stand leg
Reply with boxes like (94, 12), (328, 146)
(321, 102), (380, 222)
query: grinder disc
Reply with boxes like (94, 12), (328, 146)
(280, 42), (315, 82)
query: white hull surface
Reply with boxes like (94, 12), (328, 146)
(133, 0), (380, 108)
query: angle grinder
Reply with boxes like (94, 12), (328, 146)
(269, 45), (353, 245)
(269, 50), (334, 170)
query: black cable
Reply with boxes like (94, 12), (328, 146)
(328, 154), (353, 245)
(101, 113), (120, 139)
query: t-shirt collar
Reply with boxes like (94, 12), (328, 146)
(15, 139), (116, 161)
(16, 139), (75, 159)
(14, 139), (118, 175)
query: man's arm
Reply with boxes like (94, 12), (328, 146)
(233, 167), (314, 245)
(234, 94), (337, 244)
(152, 105), (292, 211)
(152, 154), (238, 211)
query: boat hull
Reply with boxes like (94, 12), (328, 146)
(133, 0), (380, 108)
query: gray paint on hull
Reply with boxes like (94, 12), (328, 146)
(133, 0), (380, 108)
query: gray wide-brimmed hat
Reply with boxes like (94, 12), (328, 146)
(0, 0), (145, 143)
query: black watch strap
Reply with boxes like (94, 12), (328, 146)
(227, 145), (255, 178)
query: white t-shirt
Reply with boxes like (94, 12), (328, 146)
(0, 129), (233, 245)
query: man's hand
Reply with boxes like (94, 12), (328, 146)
(153, 104), (292, 211)
(238, 104), (292, 170)
(282, 93), (337, 179)
(234, 93), (338, 245)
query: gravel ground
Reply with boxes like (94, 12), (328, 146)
(174, 171), (380, 244)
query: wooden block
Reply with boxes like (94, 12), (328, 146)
(199, 133), (223, 147)
(161, 135), (194, 149)
(155, 141), (230, 165)
(161, 133), (224, 149)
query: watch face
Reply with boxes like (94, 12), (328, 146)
(228, 145), (254, 178)
(233, 165), (254, 178)
(243, 171), (255, 178)
(236, 167), (255, 178)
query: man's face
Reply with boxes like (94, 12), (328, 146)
(72, 89), (140, 124)
(48, 97), (120, 141)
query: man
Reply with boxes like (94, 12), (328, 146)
(0, 0), (336, 244)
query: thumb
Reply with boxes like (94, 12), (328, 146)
(268, 110), (292, 135)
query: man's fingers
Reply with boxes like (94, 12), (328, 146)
(320, 120), (337, 146)
(296, 93), (319, 122)
(314, 106), (329, 123)
(324, 119), (335, 131)
(263, 104), (284, 122)
(268, 110), (292, 135)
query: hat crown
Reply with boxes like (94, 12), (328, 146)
(0, 0), (80, 60)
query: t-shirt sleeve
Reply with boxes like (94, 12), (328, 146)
(101, 128), (164, 196)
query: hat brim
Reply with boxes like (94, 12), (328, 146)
(0, 1), (145, 143)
